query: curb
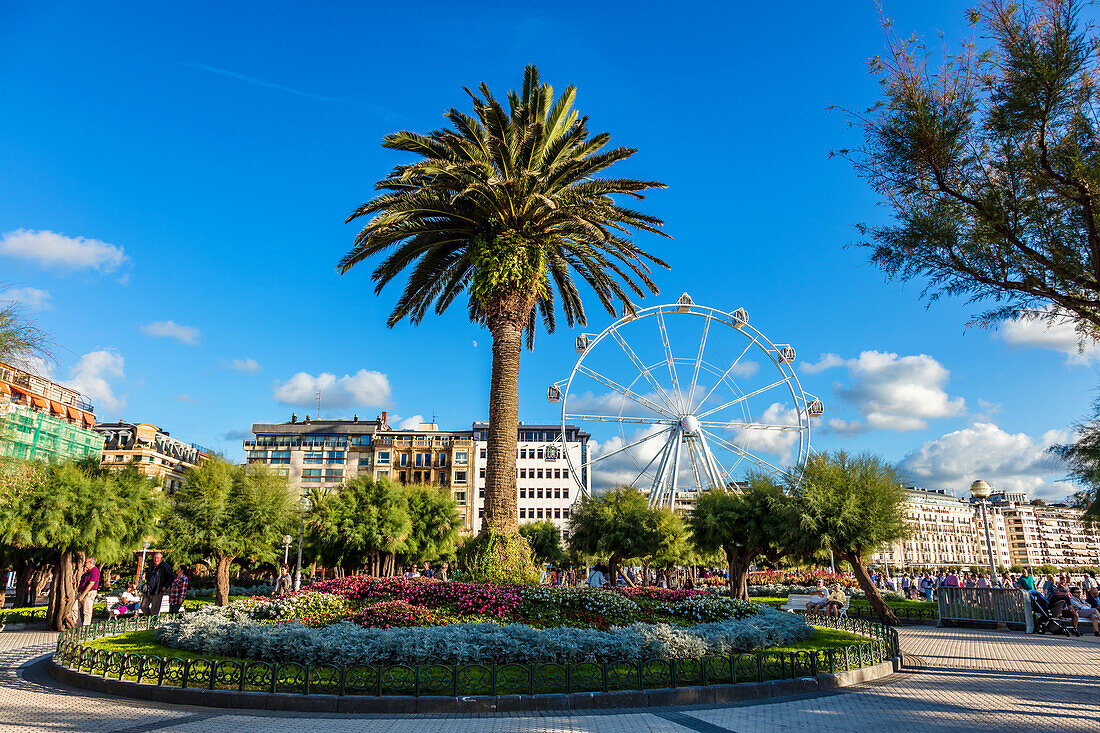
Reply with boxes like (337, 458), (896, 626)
(49, 656), (902, 713)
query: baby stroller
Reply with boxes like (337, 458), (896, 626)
(1031, 594), (1081, 636)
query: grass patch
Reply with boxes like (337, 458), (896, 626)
(0, 606), (47, 624)
(766, 627), (870, 652)
(748, 594), (933, 616)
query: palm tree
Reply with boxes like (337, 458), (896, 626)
(339, 66), (669, 536)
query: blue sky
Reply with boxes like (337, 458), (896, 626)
(1, 2), (1094, 499)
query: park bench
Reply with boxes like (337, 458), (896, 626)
(100, 593), (170, 617)
(779, 593), (849, 619)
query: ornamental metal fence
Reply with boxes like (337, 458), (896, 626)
(936, 586), (1033, 632)
(54, 614), (899, 697)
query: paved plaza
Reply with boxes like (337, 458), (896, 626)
(1, 625), (1097, 733)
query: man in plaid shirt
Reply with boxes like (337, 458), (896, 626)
(168, 566), (188, 614)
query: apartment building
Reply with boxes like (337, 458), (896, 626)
(245, 413), (476, 530)
(370, 417), (476, 533)
(471, 422), (592, 535)
(246, 413), (379, 493)
(0, 361), (103, 463)
(96, 422), (208, 492)
(871, 487), (1099, 569)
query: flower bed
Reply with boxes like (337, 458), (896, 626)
(154, 603), (813, 665)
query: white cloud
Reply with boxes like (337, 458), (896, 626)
(1, 287), (51, 310)
(0, 229), (128, 273)
(174, 394), (206, 405)
(140, 321), (201, 345)
(395, 414), (427, 430)
(272, 369), (392, 409)
(223, 429), (252, 442)
(801, 353), (846, 374)
(999, 311), (1100, 365)
(566, 389), (667, 418)
(226, 358), (262, 374)
(587, 424), (672, 490)
(730, 401), (801, 466)
(832, 351), (965, 432)
(826, 418), (866, 436)
(65, 350), (125, 413)
(900, 422), (1071, 500)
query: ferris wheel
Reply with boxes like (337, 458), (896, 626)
(548, 294), (823, 508)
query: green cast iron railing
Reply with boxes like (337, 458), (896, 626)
(54, 614), (900, 697)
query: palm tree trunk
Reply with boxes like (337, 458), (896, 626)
(845, 551), (898, 625)
(483, 309), (524, 536)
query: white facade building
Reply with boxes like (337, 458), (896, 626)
(472, 422), (591, 534)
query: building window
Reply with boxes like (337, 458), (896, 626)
(454, 470), (467, 484)
(520, 487), (527, 498)
(554, 469), (561, 479)
(479, 467), (485, 478)
(377, 470), (389, 478)
(304, 452), (323, 464)
(520, 508), (527, 519)
(439, 472), (447, 486)
(454, 491), (466, 506)
(520, 449), (527, 459)
(480, 449), (486, 459)
(537, 469), (544, 479)
(303, 469), (322, 479)
(413, 471), (422, 482)
(415, 453), (424, 467)
(563, 469), (569, 480)
(438, 454), (447, 467)
(537, 487), (544, 499)
(554, 508), (561, 519)
(520, 468), (526, 479)
(537, 508), (544, 518)
(537, 449), (544, 459)
(564, 487), (569, 499)
(455, 451), (468, 465)
(479, 488), (485, 498)
(478, 508), (485, 518)
(270, 451), (291, 465)
(400, 453), (408, 467)
(554, 488), (560, 499)
(377, 451), (390, 465)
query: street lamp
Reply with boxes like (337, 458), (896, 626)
(282, 534), (293, 565)
(293, 497), (312, 591)
(969, 479), (999, 587)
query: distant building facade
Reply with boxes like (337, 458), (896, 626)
(871, 486), (1099, 570)
(246, 413), (380, 493)
(0, 361), (103, 463)
(471, 422), (591, 535)
(96, 422), (208, 492)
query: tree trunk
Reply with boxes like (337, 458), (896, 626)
(214, 554), (235, 606)
(725, 548), (752, 600)
(608, 553), (621, 589)
(46, 550), (77, 631)
(13, 558), (32, 607)
(483, 295), (532, 536)
(845, 551), (898, 625)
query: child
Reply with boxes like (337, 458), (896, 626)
(112, 584), (140, 617)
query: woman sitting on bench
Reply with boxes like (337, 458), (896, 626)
(805, 581), (829, 612)
(825, 585), (847, 618)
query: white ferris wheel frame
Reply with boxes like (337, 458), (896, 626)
(551, 296), (823, 508)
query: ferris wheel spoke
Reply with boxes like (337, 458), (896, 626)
(576, 364), (676, 419)
(700, 428), (792, 480)
(608, 327), (681, 414)
(691, 337), (758, 414)
(655, 310), (683, 412)
(582, 426), (674, 469)
(685, 437), (704, 492)
(694, 430), (731, 489)
(694, 378), (788, 421)
(630, 431), (674, 492)
(686, 313), (712, 410)
(696, 420), (804, 432)
(564, 413), (676, 425)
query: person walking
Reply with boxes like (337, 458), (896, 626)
(168, 566), (189, 615)
(140, 552), (174, 616)
(76, 556), (100, 626)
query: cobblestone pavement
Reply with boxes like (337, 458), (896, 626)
(1, 625), (1098, 733)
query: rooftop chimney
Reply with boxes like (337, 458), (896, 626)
(304, 415), (310, 424)
(291, 412), (298, 424)
(353, 414), (359, 422)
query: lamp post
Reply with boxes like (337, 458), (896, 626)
(971, 479), (1008, 632)
(293, 497), (311, 591)
(969, 480), (999, 586)
(282, 534), (293, 566)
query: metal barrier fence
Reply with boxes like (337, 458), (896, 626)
(54, 614), (900, 697)
(936, 586), (1033, 632)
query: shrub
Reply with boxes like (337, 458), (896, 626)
(154, 604), (813, 666)
(223, 591), (350, 627)
(459, 530), (539, 584)
(350, 600), (437, 628)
